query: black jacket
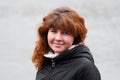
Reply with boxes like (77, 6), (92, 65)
(36, 44), (101, 80)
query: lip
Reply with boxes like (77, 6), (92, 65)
(53, 43), (63, 45)
(53, 43), (63, 47)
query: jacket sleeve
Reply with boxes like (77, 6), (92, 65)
(75, 62), (101, 80)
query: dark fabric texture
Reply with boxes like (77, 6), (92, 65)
(36, 44), (101, 80)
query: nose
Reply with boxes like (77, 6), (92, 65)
(55, 33), (62, 41)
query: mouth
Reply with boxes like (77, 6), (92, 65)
(53, 43), (63, 47)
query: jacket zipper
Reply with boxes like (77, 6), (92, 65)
(47, 59), (55, 80)
(51, 59), (55, 67)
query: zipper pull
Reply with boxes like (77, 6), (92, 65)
(51, 59), (55, 67)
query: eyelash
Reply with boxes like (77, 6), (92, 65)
(50, 30), (57, 33)
(62, 32), (69, 34)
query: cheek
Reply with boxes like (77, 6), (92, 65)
(47, 32), (53, 43)
(65, 36), (74, 45)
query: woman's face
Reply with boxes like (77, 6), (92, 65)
(47, 28), (74, 53)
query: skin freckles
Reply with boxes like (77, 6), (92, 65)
(47, 28), (74, 53)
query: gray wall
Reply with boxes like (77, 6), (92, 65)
(0, 0), (120, 80)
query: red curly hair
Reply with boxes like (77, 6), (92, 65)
(32, 7), (87, 68)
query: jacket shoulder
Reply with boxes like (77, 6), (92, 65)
(75, 58), (101, 80)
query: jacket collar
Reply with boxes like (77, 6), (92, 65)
(53, 44), (94, 63)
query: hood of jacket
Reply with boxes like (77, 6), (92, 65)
(52, 44), (94, 63)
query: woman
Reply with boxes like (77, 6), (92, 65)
(32, 7), (101, 80)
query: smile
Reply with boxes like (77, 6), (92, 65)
(53, 43), (63, 47)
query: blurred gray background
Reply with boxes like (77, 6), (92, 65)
(0, 0), (120, 80)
